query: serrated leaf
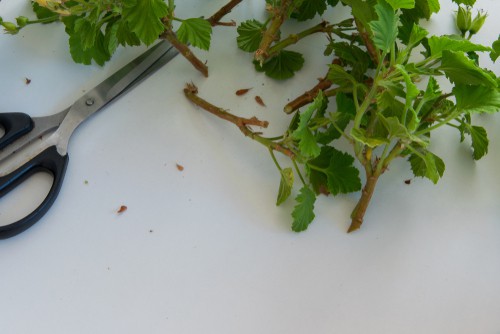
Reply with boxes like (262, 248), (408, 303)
(292, 93), (325, 158)
(116, 19), (141, 47)
(469, 126), (488, 160)
(255, 50), (304, 80)
(409, 150), (445, 183)
(386, 0), (415, 10)
(177, 18), (212, 51)
(104, 21), (120, 55)
(440, 50), (498, 87)
(277, 168), (294, 206)
(237, 19), (265, 52)
(122, 0), (168, 46)
(369, 0), (399, 53)
(422, 76), (441, 102)
(308, 147), (361, 196)
(292, 186), (316, 232)
(490, 36), (500, 62)
(428, 36), (491, 58)
(454, 84), (500, 114)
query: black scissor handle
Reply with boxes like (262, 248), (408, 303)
(0, 113), (34, 150)
(0, 146), (69, 239)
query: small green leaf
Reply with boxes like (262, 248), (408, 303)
(469, 125), (488, 160)
(236, 19), (265, 52)
(308, 147), (362, 195)
(395, 64), (419, 110)
(440, 50), (498, 87)
(177, 18), (212, 51)
(428, 35), (491, 58)
(452, 0), (476, 5)
(292, 93), (325, 158)
(327, 64), (358, 88)
(292, 186), (316, 232)
(122, 0), (168, 45)
(409, 150), (445, 183)
(369, 0), (399, 53)
(255, 50), (305, 80)
(454, 84), (500, 114)
(277, 168), (294, 206)
(490, 35), (500, 62)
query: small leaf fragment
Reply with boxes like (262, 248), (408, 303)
(291, 186), (316, 232)
(277, 168), (294, 206)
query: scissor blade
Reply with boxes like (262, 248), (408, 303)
(51, 40), (180, 156)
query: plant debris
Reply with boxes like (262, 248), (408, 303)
(117, 205), (128, 214)
(235, 88), (252, 96)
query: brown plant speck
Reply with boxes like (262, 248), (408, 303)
(176, 163), (184, 171)
(25, 77), (31, 85)
(255, 95), (266, 107)
(235, 88), (252, 96)
(117, 205), (128, 214)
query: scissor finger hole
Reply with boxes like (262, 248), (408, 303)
(0, 171), (53, 227)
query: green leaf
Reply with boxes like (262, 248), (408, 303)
(369, 0), (399, 53)
(469, 125), (488, 160)
(308, 147), (362, 196)
(409, 150), (445, 184)
(255, 50), (304, 80)
(395, 64), (419, 110)
(116, 19), (141, 47)
(122, 0), (168, 45)
(291, 187), (316, 232)
(422, 76), (441, 102)
(454, 84), (500, 114)
(32, 2), (59, 22)
(386, 0), (415, 10)
(292, 93), (324, 158)
(277, 168), (294, 206)
(428, 36), (491, 58)
(341, 0), (378, 28)
(327, 64), (358, 88)
(440, 50), (498, 87)
(104, 21), (120, 55)
(452, 0), (476, 5)
(351, 128), (390, 147)
(292, 0), (328, 21)
(237, 19), (265, 52)
(491, 35), (500, 62)
(330, 42), (372, 80)
(177, 18), (212, 51)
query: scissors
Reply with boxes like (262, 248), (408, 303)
(0, 40), (179, 239)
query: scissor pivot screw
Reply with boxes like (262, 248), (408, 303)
(85, 98), (95, 106)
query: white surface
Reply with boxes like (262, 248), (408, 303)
(1, 0), (500, 333)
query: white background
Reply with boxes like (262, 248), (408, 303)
(1, 0), (500, 333)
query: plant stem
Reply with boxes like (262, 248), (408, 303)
(255, 0), (292, 64)
(267, 21), (331, 58)
(184, 83), (296, 159)
(348, 168), (381, 233)
(207, 0), (243, 26)
(160, 29), (209, 77)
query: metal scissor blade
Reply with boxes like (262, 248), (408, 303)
(51, 40), (179, 156)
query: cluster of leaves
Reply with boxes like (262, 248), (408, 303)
(1, 0), (213, 69)
(4, 0), (500, 232)
(233, 0), (500, 231)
